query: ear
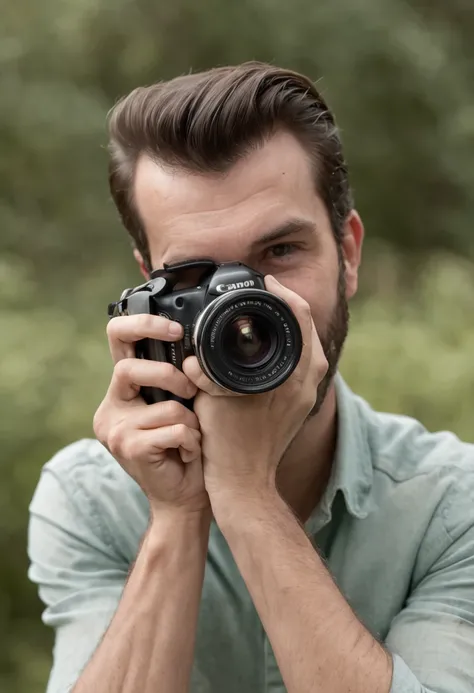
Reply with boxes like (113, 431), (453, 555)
(133, 248), (150, 281)
(340, 210), (364, 300)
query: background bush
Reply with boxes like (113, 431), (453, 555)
(2, 0), (474, 690)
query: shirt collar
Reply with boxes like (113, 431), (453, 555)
(307, 373), (376, 534)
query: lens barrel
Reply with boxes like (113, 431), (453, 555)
(193, 289), (302, 393)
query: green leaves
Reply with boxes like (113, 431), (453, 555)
(343, 252), (474, 438)
(3, 0), (474, 690)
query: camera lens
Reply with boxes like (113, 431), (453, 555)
(222, 315), (276, 368)
(193, 288), (303, 394)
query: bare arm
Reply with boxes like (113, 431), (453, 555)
(73, 508), (210, 693)
(73, 312), (212, 692)
(214, 492), (391, 693)
(183, 275), (391, 691)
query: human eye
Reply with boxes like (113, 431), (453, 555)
(265, 243), (300, 260)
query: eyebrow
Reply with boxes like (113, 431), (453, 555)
(162, 217), (316, 267)
(251, 217), (316, 246)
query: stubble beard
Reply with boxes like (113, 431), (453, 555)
(309, 252), (349, 418)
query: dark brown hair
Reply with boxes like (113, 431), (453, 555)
(107, 61), (353, 272)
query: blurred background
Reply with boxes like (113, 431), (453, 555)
(2, 0), (474, 690)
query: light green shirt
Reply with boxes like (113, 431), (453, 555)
(28, 375), (474, 692)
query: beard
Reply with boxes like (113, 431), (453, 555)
(309, 251), (349, 417)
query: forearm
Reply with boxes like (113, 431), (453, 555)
(74, 509), (211, 693)
(214, 491), (392, 693)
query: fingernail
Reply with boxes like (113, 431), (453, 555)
(169, 321), (183, 337)
(266, 275), (280, 286)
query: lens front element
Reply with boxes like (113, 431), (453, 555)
(222, 315), (276, 368)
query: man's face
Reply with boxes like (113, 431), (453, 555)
(134, 131), (363, 412)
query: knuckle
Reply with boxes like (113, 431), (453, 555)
(157, 360), (176, 378)
(299, 298), (312, 320)
(320, 356), (329, 375)
(303, 392), (317, 413)
(114, 358), (134, 382)
(106, 319), (117, 339)
(291, 292), (310, 317)
(140, 313), (157, 333)
(142, 312), (168, 337)
(106, 318), (125, 345)
(172, 423), (188, 440)
(163, 399), (184, 420)
(317, 363), (328, 383)
(107, 423), (126, 458)
(92, 407), (106, 442)
(196, 371), (213, 391)
(158, 361), (185, 388)
(188, 411), (200, 430)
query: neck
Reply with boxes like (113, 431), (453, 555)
(276, 380), (338, 523)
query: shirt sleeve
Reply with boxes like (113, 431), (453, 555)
(28, 463), (130, 693)
(385, 520), (474, 693)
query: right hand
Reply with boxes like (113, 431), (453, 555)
(93, 314), (210, 516)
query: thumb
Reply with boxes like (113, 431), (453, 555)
(183, 356), (237, 397)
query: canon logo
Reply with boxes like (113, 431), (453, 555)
(215, 279), (255, 293)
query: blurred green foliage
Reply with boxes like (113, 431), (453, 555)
(2, 0), (474, 691)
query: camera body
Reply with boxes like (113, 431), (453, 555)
(108, 260), (302, 406)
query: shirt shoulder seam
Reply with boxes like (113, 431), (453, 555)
(372, 458), (473, 544)
(41, 439), (126, 560)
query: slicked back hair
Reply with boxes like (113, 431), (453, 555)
(107, 61), (353, 271)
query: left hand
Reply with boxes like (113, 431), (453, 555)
(183, 275), (328, 506)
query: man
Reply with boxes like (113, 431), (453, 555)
(28, 62), (474, 693)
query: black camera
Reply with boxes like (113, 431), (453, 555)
(108, 260), (302, 406)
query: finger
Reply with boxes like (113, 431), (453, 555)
(264, 275), (313, 337)
(179, 445), (201, 464)
(107, 314), (184, 363)
(128, 399), (200, 431)
(109, 358), (198, 403)
(310, 321), (329, 384)
(121, 425), (201, 464)
(182, 356), (240, 397)
(265, 274), (313, 367)
(151, 424), (201, 455)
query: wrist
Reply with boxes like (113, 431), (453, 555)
(210, 483), (282, 531)
(146, 506), (212, 563)
(150, 503), (212, 528)
(205, 463), (278, 509)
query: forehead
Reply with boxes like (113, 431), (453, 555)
(133, 131), (324, 267)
